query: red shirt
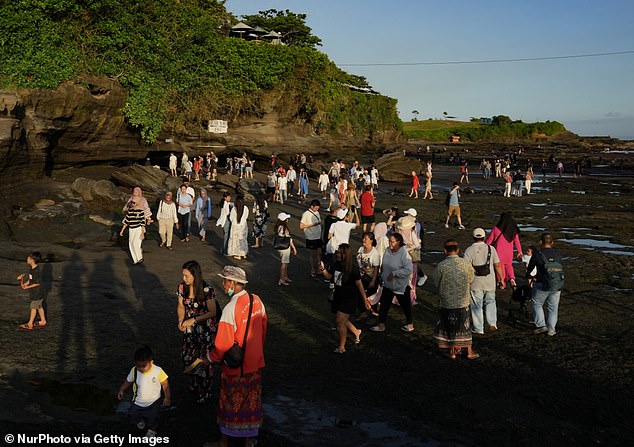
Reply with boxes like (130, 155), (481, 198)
(360, 191), (375, 217)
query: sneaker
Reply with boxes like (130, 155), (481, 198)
(458, 225), (465, 230)
(472, 330), (484, 335)
(145, 429), (157, 438)
(547, 330), (557, 336)
(400, 325), (414, 333)
(136, 421), (146, 430)
(444, 224), (449, 228)
(370, 325), (385, 332)
(533, 327), (548, 334)
(417, 274), (428, 287)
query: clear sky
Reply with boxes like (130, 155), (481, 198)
(226, 0), (634, 139)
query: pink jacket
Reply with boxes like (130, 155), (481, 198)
(486, 226), (522, 264)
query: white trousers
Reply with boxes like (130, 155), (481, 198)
(129, 226), (144, 263)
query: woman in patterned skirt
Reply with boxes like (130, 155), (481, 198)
(176, 260), (220, 403)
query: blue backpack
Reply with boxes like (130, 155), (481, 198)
(539, 251), (564, 291)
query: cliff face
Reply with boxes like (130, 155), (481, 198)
(0, 77), (142, 182)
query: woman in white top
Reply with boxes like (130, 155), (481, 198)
(156, 191), (179, 249)
(227, 195), (249, 260)
(215, 192), (233, 255)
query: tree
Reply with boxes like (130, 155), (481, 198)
(412, 110), (419, 121)
(492, 115), (512, 126)
(241, 9), (322, 48)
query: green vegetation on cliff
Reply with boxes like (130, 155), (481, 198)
(0, 0), (400, 143)
(403, 116), (566, 142)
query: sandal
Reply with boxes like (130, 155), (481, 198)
(34, 322), (47, 328)
(333, 347), (346, 354)
(467, 353), (481, 360)
(19, 324), (33, 330)
(354, 330), (363, 344)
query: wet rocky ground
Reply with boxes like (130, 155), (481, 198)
(0, 155), (632, 446)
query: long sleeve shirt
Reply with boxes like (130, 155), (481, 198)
(209, 290), (267, 375)
(486, 227), (522, 265)
(156, 200), (178, 224)
(381, 246), (413, 294)
(432, 255), (475, 309)
(122, 208), (146, 229)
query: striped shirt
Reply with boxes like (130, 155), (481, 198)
(122, 208), (147, 229)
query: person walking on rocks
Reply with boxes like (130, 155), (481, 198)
(251, 193), (269, 249)
(18, 251), (48, 330)
(486, 212), (523, 288)
(216, 192), (233, 255)
(169, 153), (178, 177)
(195, 188), (212, 242)
(227, 195), (249, 260)
(409, 171), (420, 199)
(527, 233), (564, 336)
(274, 213), (297, 286)
(209, 266), (267, 447)
(120, 198), (147, 264)
(300, 199), (323, 278)
(432, 239), (479, 359)
(444, 182), (465, 230)
(463, 228), (505, 334)
(176, 184), (193, 243)
(156, 191), (178, 249)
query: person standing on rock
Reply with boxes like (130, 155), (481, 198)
(227, 195), (249, 260)
(120, 198), (147, 264)
(180, 152), (189, 177)
(318, 170), (330, 200)
(169, 153), (178, 177)
(209, 266), (267, 447)
(216, 192), (233, 255)
(195, 188), (212, 242)
(156, 191), (178, 250)
(286, 165), (297, 197)
(18, 252), (48, 330)
(300, 199), (323, 278)
(176, 184), (193, 243)
(444, 182), (465, 230)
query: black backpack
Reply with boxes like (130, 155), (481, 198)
(539, 251), (564, 291)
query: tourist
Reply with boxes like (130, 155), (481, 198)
(422, 171), (433, 200)
(556, 161), (564, 177)
(326, 186), (339, 212)
(459, 162), (469, 184)
(277, 172), (288, 205)
(18, 251), (47, 330)
(274, 212), (297, 286)
(216, 192), (233, 255)
(320, 244), (368, 353)
(370, 233), (414, 333)
(318, 169), (330, 199)
(444, 182), (465, 230)
(397, 214), (421, 304)
(120, 198), (147, 264)
(326, 208), (358, 255)
(169, 153), (178, 177)
(359, 184), (376, 232)
(370, 165), (379, 189)
(343, 182), (360, 224)
(463, 228), (505, 335)
(124, 187), (152, 224)
(251, 193), (269, 249)
(227, 195), (249, 260)
(300, 199), (323, 278)
(373, 222), (389, 261)
(486, 212), (524, 288)
(286, 164), (297, 197)
(117, 345), (170, 438)
(503, 171), (513, 197)
(176, 184), (193, 243)
(266, 170), (277, 202)
(525, 169), (533, 195)
(298, 168), (309, 199)
(156, 191), (178, 250)
(209, 266), (267, 447)
(177, 260), (220, 403)
(409, 171), (419, 199)
(527, 233), (564, 336)
(356, 232), (380, 317)
(195, 188), (212, 242)
(180, 152), (189, 176)
(432, 239), (478, 360)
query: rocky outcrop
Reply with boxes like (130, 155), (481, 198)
(374, 152), (424, 182)
(0, 76), (142, 183)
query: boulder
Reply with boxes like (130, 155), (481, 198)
(374, 152), (423, 183)
(110, 164), (169, 192)
(71, 178), (95, 201)
(236, 178), (264, 203)
(35, 199), (56, 208)
(71, 177), (125, 204)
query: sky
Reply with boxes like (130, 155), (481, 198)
(225, 0), (634, 140)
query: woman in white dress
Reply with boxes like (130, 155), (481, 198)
(227, 195), (249, 259)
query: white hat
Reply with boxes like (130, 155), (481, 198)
(404, 208), (417, 217)
(397, 215), (416, 230)
(473, 228), (486, 239)
(277, 212), (291, 221)
(217, 265), (248, 284)
(336, 208), (348, 219)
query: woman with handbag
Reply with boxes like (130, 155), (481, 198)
(274, 213), (297, 286)
(397, 214), (421, 304)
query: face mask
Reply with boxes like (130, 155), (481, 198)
(227, 288), (235, 298)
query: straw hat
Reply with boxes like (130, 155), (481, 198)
(217, 265), (248, 284)
(397, 215), (416, 230)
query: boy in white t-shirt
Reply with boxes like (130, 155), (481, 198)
(118, 345), (171, 438)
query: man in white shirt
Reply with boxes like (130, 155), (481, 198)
(286, 165), (297, 197)
(300, 200), (323, 278)
(277, 175), (288, 205)
(326, 208), (359, 254)
(318, 170), (330, 200)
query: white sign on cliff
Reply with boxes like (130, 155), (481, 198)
(208, 119), (228, 134)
